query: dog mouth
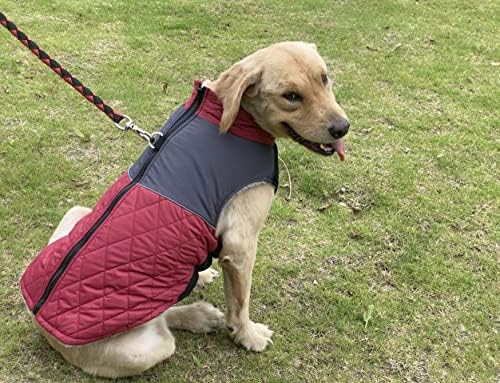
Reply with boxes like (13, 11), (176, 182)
(283, 123), (346, 161)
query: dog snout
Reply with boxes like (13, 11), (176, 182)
(327, 118), (350, 139)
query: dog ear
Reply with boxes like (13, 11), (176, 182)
(214, 60), (262, 133)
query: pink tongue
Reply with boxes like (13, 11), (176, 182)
(334, 139), (346, 161)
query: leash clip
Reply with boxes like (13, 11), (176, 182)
(115, 115), (163, 149)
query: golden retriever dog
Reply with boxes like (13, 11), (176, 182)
(34, 41), (349, 377)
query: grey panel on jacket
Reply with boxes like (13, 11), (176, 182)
(129, 109), (278, 229)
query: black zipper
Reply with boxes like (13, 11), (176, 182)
(32, 86), (206, 315)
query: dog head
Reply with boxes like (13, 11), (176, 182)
(211, 41), (349, 159)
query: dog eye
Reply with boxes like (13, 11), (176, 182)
(321, 74), (328, 85)
(283, 92), (303, 102)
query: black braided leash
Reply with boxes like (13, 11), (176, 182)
(0, 11), (162, 148)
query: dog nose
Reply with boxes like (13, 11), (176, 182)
(328, 118), (350, 139)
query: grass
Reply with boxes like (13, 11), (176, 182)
(0, 0), (498, 382)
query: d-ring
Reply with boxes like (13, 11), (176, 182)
(149, 132), (164, 149)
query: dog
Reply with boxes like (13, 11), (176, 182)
(22, 41), (349, 378)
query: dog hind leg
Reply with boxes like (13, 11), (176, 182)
(44, 314), (176, 378)
(165, 302), (224, 333)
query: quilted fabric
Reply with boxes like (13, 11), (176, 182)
(21, 175), (218, 345)
(20, 172), (132, 310)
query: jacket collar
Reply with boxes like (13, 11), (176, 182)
(185, 80), (275, 145)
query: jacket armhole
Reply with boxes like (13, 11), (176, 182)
(176, 239), (222, 302)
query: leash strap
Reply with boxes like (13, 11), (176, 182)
(0, 11), (162, 149)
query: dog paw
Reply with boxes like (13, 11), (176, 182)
(188, 302), (225, 333)
(196, 268), (219, 289)
(230, 321), (274, 352)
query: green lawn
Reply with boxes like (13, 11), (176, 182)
(0, 1), (498, 382)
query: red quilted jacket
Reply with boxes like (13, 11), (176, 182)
(20, 82), (279, 345)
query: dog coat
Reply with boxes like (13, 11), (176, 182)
(20, 81), (279, 346)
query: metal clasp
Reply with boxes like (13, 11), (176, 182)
(115, 115), (163, 149)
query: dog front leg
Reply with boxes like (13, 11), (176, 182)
(219, 234), (273, 352)
(216, 183), (274, 352)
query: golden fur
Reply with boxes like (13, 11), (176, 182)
(32, 41), (349, 378)
(213, 42), (347, 144)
